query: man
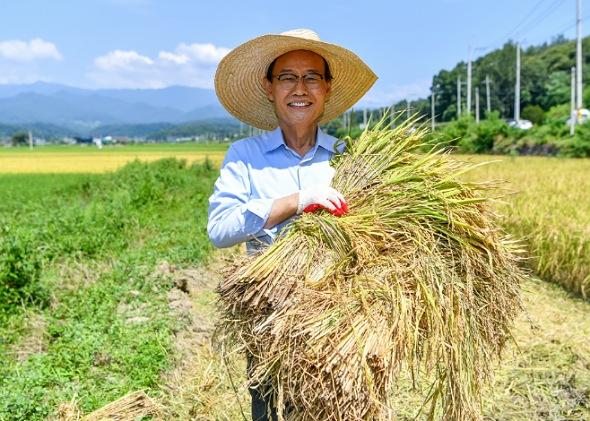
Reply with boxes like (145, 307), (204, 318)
(209, 28), (376, 420)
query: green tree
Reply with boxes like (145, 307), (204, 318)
(11, 132), (28, 146)
(541, 71), (570, 109)
(522, 105), (545, 125)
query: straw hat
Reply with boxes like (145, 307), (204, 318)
(215, 29), (377, 131)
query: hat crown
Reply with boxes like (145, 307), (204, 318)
(280, 28), (320, 41)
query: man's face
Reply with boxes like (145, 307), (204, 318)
(264, 50), (331, 129)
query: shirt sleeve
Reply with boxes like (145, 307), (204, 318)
(207, 144), (275, 248)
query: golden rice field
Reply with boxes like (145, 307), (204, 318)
(463, 155), (590, 300)
(0, 144), (226, 173)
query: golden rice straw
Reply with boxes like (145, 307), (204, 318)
(217, 115), (527, 420)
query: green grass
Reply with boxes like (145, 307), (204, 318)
(0, 158), (217, 420)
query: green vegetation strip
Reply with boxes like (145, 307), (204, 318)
(0, 159), (216, 420)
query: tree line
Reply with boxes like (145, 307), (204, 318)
(408, 35), (590, 123)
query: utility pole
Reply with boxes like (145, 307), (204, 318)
(431, 80), (436, 132)
(486, 75), (491, 115)
(475, 86), (480, 124)
(467, 47), (472, 115)
(406, 100), (411, 119)
(363, 108), (368, 128)
(577, 0), (583, 113)
(28, 130), (33, 149)
(457, 76), (462, 117)
(515, 43), (521, 122)
(571, 66), (576, 135)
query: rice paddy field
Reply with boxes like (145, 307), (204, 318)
(0, 143), (227, 173)
(0, 143), (589, 420)
(465, 155), (590, 300)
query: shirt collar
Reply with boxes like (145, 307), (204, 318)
(316, 127), (338, 153)
(261, 127), (285, 153)
(262, 126), (337, 154)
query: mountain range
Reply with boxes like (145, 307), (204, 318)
(0, 82), (235, 137)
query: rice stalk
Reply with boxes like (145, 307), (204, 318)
(216, 116), (527, 420)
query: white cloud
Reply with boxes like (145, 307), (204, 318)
(95, 50), (154, 70)
(175, 43), (230, 63)
(158, 51), (189, 64)
(0, 38), (62, 61)
(88, 42), (230, 89)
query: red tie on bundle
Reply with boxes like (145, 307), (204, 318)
(303, 201), (349, 217)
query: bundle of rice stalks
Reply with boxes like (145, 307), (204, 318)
(55, 390), (161, 421)
(216, 117), (527, 420)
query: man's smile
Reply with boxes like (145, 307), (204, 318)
(287, 100), (312, 108)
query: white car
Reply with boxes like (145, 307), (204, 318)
(508, 119), (533, 130)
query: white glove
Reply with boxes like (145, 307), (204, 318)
(297, 186), (347, 215)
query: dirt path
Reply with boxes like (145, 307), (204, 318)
(157, 249), (249, 420)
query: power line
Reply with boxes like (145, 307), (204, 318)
(504, 0), (555, 40)
(480, 0), (567, 51)
(553, 12), (590, 35)
(425, 1), (584, 122)
(483, 0), (553, 48)
(511, 0), (568, 41)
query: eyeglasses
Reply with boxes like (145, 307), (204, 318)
(272, 72), (325, 89)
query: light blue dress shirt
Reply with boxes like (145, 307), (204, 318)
(207, 126), (339, 252)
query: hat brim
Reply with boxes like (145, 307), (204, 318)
(215, 34), (378, 131)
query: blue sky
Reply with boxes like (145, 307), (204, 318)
(0, 0), (582, 106)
